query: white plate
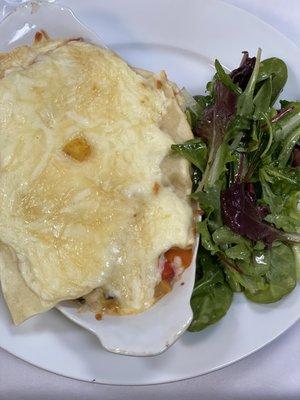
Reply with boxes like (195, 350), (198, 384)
(0, 0), (300, 385)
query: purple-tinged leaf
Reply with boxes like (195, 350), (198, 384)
(195, 81), (237, 147)
(230, 52), (256, 91)
(221, 182), (279, 246)
(292, 144), (300, 167)
(270, 106), (294, 124)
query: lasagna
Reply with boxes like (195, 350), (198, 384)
(0, 31), (194, 324)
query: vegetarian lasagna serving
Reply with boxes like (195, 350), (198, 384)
(0, 31), (195, 324)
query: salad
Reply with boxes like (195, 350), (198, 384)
(173, 50), (300, 332)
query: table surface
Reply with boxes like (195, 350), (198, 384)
(0, 0), (299, 399)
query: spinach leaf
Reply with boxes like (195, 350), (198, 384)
(245, 243), (297, 303)
(253, 77), (273, 118)
(257, 58), (288, 105)
(189, 249), (233, 332)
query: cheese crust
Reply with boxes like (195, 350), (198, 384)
(0, 35), (194, 323)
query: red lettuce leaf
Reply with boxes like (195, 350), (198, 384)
(195, 80), (237, 146)
(230, 52), (256, 91)
(221, 182), (279, 246)
(195, 51), (256, 149)
(292, 144), (300, 167)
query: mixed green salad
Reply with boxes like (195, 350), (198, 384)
(172, 50), (300, 332)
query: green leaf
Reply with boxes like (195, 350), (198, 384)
(285, 190), (300, 223)
(194, 94), (214, 109)
(273, 102), (300, 146)
(260, 167), (300, 232)
(192, 184), (221, 214)
(180, 88), (207, 131)
(253, 77), (272, 118)
(277, 126), (300, 168)
(225, 243), (251, 261)
(245, 243), (297, 303)
(171, 138), (208, 173)
(237, 48), (262, 117)
(192, 183), (223, 229)
(197, 221), (219, 254)
(214, 60), (242, 95)
(202, 142), (235, 189)
(212, 226), (249, 246)
(191, 167), (202, 193)
(224, 269), (243, 292)
(185, 109), (200, 131)
(280, 99), (292, 108)
(265, 213), (300, 233)
(257, 57), (288, 105)
(189, 250), (233, 332)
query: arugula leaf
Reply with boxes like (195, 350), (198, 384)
(171, 138), (207, 173)
(197, 221), (219, 254)
(181, 90), (212, 131)
(278, 126), (300, 168)
(215, 60), (242, 95)
(189, 249), (233, 332)
(260, 166), (300, 233)
(191, 167), (202, 193)
(194, 94), (214, 109)
(273, 102), (300, 148)
(192, 183), (223, 228)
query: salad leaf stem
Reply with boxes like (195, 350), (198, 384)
(260, 113), (274, 158)
(237, 48), (262, 117)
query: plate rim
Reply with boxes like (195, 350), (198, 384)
(1, 315), (299, 386)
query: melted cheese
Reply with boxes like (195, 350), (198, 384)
(0, 39), (194, 321)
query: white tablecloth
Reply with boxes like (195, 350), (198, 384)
(0, 1), (299, 398)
